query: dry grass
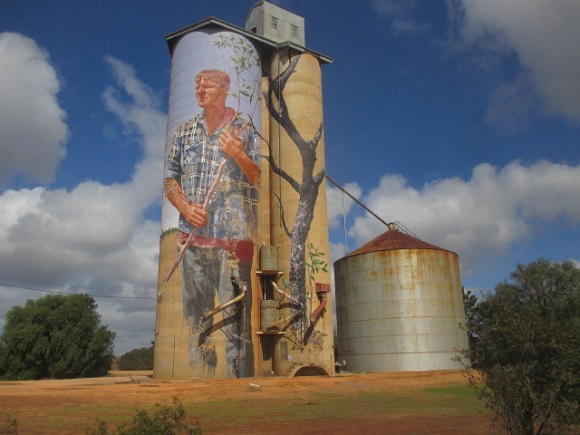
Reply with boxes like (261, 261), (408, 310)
(0, 370), (494, 434)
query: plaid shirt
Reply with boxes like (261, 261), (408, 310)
(165, 113), (260, 242)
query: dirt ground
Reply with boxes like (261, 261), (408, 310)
(0, 370), (494, 434)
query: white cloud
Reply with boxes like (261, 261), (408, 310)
(0, 32), (68, 186)
(329, 241), (349, 268)
(0, 44), (166, 354)
(372, 0), (429, 37)
(348, 160), (580, 276)
(102, 56), (167, 203)
(327, 181), (362, 230)
(454, 0), (580, 123)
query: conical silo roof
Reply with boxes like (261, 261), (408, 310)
(348, 225), (454, 257)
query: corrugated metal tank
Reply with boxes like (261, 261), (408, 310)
(335, 225), (469, 372)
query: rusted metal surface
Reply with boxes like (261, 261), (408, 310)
(335, 229), (468, 373)
(310, 296), (327, 323)
(347, 227), (455, 257)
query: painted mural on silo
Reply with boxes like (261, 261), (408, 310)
(264, 51), (335, 376)
(155, 29), (261, 379)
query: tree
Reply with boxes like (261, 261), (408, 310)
(462, 286), (479, 350)
(461, 259), (579, 434)
(0, 293), (115, 380)
(118, 344), (154, 370)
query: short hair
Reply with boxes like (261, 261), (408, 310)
(195, 70), (230, 90)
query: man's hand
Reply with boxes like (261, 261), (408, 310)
(164, 178), (208, 228)
(218, 129), (261, 186)
(219, 129), (244, 158)
(181, 202), (209, 228)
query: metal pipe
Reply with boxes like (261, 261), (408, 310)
(203, 290), (246, 319)
(310, 296), (327, 323)
(271, 279), (302, 306)
(267, 313), (298, 329)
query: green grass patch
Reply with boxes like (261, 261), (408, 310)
(422, 385), (477, 398)
(418, 385), (487, 414)
(182, 385), (488, 431)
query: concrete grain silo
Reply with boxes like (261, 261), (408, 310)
(335, 223), (469, 372)
(154, 1), (335, 380)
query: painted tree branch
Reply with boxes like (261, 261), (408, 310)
(267, 56), (300, 141)
(270, 192), (291, 238)
(265, 53), (327, 331)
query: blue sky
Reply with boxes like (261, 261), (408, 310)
(1, 0), (578, 355)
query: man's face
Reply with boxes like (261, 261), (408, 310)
(195, 77), (227, 109)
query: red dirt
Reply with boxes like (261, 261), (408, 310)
(0, 370), (494, 434)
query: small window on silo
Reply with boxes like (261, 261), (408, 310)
(291, 24), (298, 38)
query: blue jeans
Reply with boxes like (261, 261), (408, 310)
(182, 245), (254, 377)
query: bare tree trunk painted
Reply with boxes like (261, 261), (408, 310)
(265, 54), (325, 324)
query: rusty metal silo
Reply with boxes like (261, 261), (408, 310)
(335, 223), (468, 372)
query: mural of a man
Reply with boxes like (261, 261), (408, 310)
(164, 69), (260, 377)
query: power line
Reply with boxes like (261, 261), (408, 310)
(0, 280), (156, 301)
(0, 273), (156, 297)
(0, 274), (153, 293)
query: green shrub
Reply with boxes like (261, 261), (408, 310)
(86, 397), (201, 435)
(117, 345), (154, 370)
